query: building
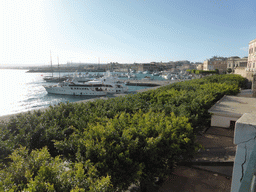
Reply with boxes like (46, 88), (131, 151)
(208, 95), (256, 128)
(196, 63), (203, 70)
(137, 63), (159, 72)
(234, 38), (256, 81)
(227, 56), (247, 72)
(137, 62), (180, 72)
(247, 38), (256, 70)
(203, 57), (227, 73)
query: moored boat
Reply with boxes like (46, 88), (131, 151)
(43, 80), (107, 96)
(43, 73), (128, 96)
(43, 76), (69, 82)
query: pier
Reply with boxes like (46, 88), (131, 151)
(123, 79), (179, 87)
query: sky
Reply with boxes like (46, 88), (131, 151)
(1, 0), (256, 66)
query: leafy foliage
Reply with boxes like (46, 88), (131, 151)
(0, 74), (246, 191)
(54, 110), (198, 190)
(0, 147), (112, 192)
(187, 69), (218, 74)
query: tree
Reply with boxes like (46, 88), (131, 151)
(227, 68), (232, 74)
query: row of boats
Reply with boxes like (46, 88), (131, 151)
(43, 70), (193, 96)
(43, 71), (129, 96)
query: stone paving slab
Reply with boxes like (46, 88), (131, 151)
(194, 127), (236, 162)
(157, 166), (231, 192)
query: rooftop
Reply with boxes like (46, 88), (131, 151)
(208, 94), (256, 118)
(249, 38), (256, 44)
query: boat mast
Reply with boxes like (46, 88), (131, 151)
(58, 56), (60, 82)
(50, 51), (53, 77)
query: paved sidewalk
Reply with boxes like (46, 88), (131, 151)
(155, 127), (235, 192)
(191, 126), (235, 176)
(158, 166), (232, 192)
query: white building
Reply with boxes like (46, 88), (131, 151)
(208, 95), (256, 128)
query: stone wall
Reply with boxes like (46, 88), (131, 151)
(231, 113), (256, 191)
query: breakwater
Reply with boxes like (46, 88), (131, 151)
(124, 79), (177, 86)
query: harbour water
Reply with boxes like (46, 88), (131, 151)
(0, 69), (165, 117)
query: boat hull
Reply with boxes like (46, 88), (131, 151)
(43, 85), (107, 96)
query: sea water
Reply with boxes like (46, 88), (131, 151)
(0, 69), (164, 116)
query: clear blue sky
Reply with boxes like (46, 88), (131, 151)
(1, 0), (256, 65)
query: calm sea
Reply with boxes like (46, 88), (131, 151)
(0, 69), (163, 117)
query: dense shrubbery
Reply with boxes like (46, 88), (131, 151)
(0, 147), (112, 191)
(186, 69), (219, 74)
(0, 74), (246, 191)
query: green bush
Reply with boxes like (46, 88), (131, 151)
(54, 110), (198, 190)
(0, 147), (112, 192)
(0, 74), (246, 191)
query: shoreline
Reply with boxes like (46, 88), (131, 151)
(0, 86), (162, 124)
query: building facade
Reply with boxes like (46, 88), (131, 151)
(137, 63), (159, 72)
(203, 57), (227, 73)
(247, 38), (256, 71)
(227, 56), (247, 72)
(196, 63), (203, 70)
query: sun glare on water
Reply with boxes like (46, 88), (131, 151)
(0, 70), (46, 116)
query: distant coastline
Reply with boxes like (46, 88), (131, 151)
(26, 68), (106, 73)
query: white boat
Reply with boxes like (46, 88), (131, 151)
(98, 71), (129, 94)
(127, 73), (136, 79)
(43, 76), (69, 82)
(43, 81), (107, 96)
(43, 72), (128, 96)
(151, 72), (160, 76)
(161, 73), (173, 80)
(71, 72), (92, 83)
